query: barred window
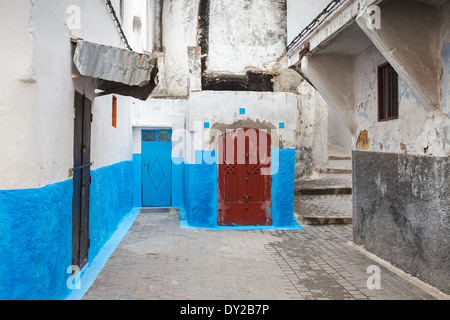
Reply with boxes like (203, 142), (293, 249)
(378, 62), (399, 121)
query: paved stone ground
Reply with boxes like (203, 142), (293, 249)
(83, 212), (437, 300)
(294, 195), (352, 218)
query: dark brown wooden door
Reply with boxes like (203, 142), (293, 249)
(72, 91), (92, 269)
(218, 128), (272, 226)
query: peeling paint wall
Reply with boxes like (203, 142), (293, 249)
(158, 0), (294, 95)
(160, 0), (199, 97)
(207, 0), (287, 75)
(354, 46), (450, 157)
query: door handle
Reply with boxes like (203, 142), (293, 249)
(245, 204), (248, 210)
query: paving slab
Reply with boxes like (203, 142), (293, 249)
(82, 212), (441, 300)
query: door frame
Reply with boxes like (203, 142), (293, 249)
(217, 127), (273, 226)
(140, 127), (173, 208)
(72, 91), (92, 269)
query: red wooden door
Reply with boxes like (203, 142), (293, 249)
(218, 128), (272, 226)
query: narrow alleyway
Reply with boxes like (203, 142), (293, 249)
(82, 210), (438, 300)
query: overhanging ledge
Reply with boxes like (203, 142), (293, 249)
(72, 39), (159, 101)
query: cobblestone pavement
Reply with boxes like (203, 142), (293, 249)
(83, 213), (437, 300)
(294, 195), (353, 218)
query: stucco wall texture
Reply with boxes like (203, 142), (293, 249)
(352, 151), (449, 295)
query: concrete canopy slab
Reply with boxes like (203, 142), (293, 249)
(355, 0), (441, 111)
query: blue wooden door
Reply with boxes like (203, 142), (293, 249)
(142, 130), (172, 207)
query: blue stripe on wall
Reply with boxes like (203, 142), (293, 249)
(88, 161), (134, 260)
(271, 149), (299, 227)
(184, 151), (218, 228)
(0, 180), (73, 300)
(182, 149), (301, 229)
(0, 160), (136, 300)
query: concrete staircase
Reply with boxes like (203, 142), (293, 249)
(294, 145), (353, 225)
(295, 145), (352, 196)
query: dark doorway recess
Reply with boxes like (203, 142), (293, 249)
(72, 91), (92, 269)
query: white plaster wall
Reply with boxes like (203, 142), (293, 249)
(131, 98), (187, 157)
(122, 0), (156, 53)
(0, 0), (39, 190)
(0, 0), (145, 189)
(207, 0), (287, 75)
(328, 106), (353, 150)
(354, 46), (450, 156)
(186, 91), (299, 163)
(161, 0), (199, 97)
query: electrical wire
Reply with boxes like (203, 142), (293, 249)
(287, 0), (343, 53)
(105, 0), (132, 51)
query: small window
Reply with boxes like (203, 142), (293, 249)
(143, 131), (157, 142)
(158, 130), (172, 142)
(378, 62), (399, 121)
(112, 96), (117, 128)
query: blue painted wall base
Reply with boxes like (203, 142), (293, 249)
(0, 160), (136, 300)
(0, 181), (73, 300)
(181, 149), (301, 230)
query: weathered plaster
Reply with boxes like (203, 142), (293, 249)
(207, 0), (287, 75)
(161, 0), (199, 97)
(354, 46), (450, 156)
(296, 81), (329, 176)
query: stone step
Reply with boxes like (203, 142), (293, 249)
(329, 155), (352, 161)
(326, 159), (352, 174)
(296, 187), (352, 195)
(295, 173), (352, 195)
(297, 215), (353, 225)
(140, 208), (180, 214)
